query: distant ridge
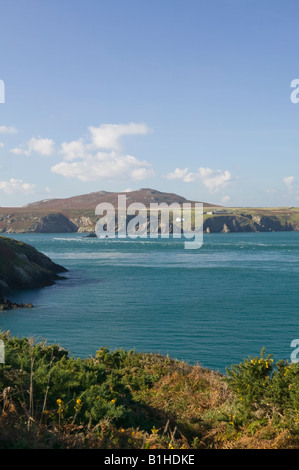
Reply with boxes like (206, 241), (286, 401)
(1, 189), (299, 234)
(14, 188), (219, 211)
(0, 189), (222, 234)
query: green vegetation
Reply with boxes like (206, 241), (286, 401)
(0, 333), (299, 449)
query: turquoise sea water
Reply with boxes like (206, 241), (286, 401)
(1, 232), (299, 373)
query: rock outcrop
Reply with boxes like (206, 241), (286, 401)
(0, 298), (34, 310)
(203, 214), (293, 233)
(0, 236), (67, 297)
(0, 213), (78, 234)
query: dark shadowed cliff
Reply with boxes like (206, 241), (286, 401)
(0, 236), (67, 297)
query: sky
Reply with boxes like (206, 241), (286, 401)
(1, 0), (299, 207)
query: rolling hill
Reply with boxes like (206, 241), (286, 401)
(0, 188), (219, 233)
(1, 188), (299, 234)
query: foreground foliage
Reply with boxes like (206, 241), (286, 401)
(0, 332), (299, 449)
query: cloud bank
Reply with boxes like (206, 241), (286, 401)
(51, 123), (154, 182)
(0, 178), (35, 194)
(166, 166), (232, 192)
(11, 137), (55, 156)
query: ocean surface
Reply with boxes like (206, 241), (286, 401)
(1, 231), (299, 373)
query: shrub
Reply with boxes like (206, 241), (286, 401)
(225, 348), (299, 423)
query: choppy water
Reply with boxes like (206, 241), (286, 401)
(1, 232), (299, 373)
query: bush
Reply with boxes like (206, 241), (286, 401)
(0, 333), (138, 427)
(225, 348), (299, 423)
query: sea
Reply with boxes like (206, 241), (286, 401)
(1, 231), (299, 374)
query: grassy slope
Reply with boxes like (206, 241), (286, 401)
(1, 334), (299, 449)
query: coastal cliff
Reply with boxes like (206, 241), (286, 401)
(0, 212), (297, 234)
(203, 213), (294, 233)
(0, 213), (78, 234)
(1, 188), (299, 234)
(0, 236), (67, 297)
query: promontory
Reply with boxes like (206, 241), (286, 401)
(0, 236), (67, 300)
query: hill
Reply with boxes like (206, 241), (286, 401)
(1, 188), (299, 234)
(0, 188), (219, 233)
(20, 188), (216, 211)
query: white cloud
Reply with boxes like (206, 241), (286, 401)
(0, 126), (17, 134)
(283, 176), (295, 190)
(166, 167), (192, 181)
(221, 195), (231, 204)
(11, 137), (55, 156)
(52, 151), (154, 182)
(265, 188), (277, 194)
(60, 139), (86, 161)
(197, 167), (232, 191)
(0, 178), (36, 194)
(166, 166), (232, 192)
(51, 123), (154, 182)
(88, 123), (150, 151)
(0, 143), (4, 149)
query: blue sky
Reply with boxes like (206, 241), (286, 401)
(1, 0), (299, 207)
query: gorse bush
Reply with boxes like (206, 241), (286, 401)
(225, 348), (275, 412)
(2, 332), (299, 449)
(226, 348), (299, 422)
(0, 333), (162, 428)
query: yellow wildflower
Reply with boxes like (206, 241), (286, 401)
(74, 398), (82, 412)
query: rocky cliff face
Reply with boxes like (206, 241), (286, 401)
(0, 213), (78, 234)
(0, 236), (67, 297)
(1, 188), (298, 234)
(204, 214), (293, 233)
(0, 210), (297, 235)
(68, 215), (95, 233)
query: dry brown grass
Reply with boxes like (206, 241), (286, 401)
(1, 339), (299, 449)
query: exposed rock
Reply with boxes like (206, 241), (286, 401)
(32, 214), (78, 233)
(0, 236), (68, 297)
(70, 216), (95, 233)
(203, 215), (254, 233)
(203, 215), (294, 233)
(0, 213), (78, 234)
(222, 223), (230, 233)
(0, 299), (34, 310)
